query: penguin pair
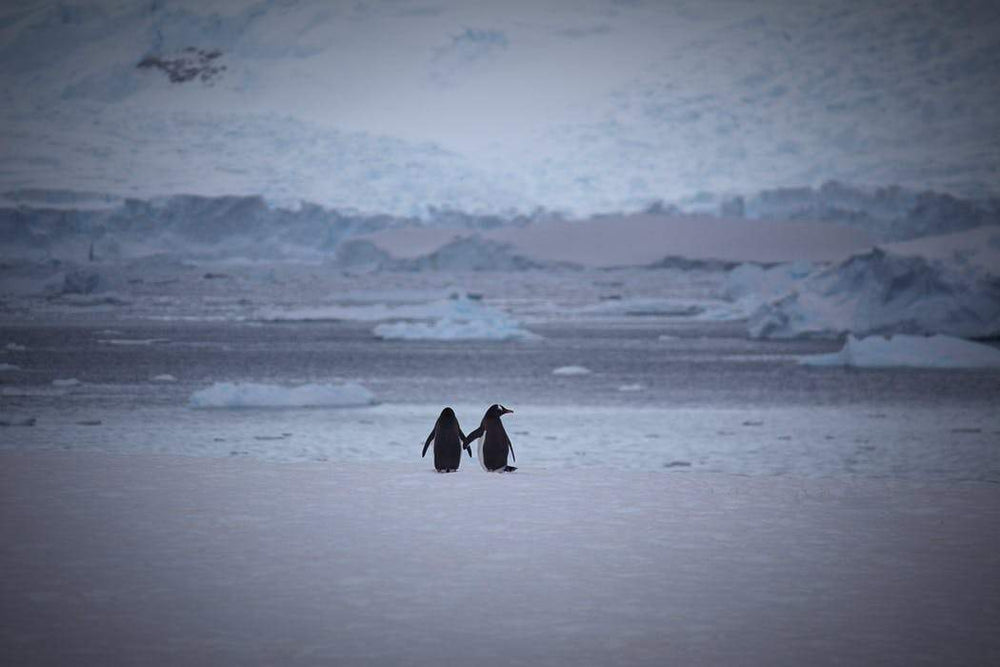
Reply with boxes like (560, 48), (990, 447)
(422, 404), (517, 473)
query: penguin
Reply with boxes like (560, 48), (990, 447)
(422, 407), (472, 472)
(463, 404), (517, 472)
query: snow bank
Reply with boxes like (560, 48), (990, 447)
(189, 382), (375, 408)
(800, 335), (1000, 369)
(552, 365), (592, 376)
(748, 249), (1000, 339)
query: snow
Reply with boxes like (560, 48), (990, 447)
(189, 382), (376, 409)
(800, 335), (1000, 369)
(1, 452), (998, 665)
(552, 365), (592, 376)
(151, 374), (177, 382)
(52, 378), (82, 387)
(746, 248), (1000, 339)
(1, 2), (998, 216)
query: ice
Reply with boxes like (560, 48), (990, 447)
(800, 335), (1000, 369)
(579, 297), (705, 318)
(747, 249), (1000, 339)
(256, 297), (472, 323)
(1, 452), (998, 665)
(618, 383), (644, 391)
(52, 378), (82, 387)
(150, 374), (177, 382)
(189, 382), (376, 409)
(2, 3), (999, 217)
(373, 317), (538, 341)
(0, 363), (20, 371)
(98, 338), (170, 346)
(552, 365), (592, 376)
(5, 343), (27, 351)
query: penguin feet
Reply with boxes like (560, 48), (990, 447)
(436, 468), (458, 473)
(501, 465), (518, 473)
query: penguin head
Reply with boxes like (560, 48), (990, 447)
(487, 404), (513, 419)
(439, 407), (457, 423)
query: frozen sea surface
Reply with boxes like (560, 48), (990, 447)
(1, 317), (999, 483)
(1, 452), (998, 666)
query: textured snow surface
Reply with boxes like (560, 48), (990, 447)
(746, 248), (1000, 339)
(189, 382), (375, 409)
(801, 335), (1000, 369)
(2, 452), (998, 666)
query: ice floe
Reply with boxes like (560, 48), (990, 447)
(189, 382), (376, 408)
(800, 335), (1000, 369)
(552, 366), (592, 376)
(373, 316), (537, 341)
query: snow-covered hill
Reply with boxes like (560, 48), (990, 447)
(1, 0), (998, 217)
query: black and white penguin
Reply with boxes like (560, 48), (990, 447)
(463, 404), (517, 472)
(422, 407), (471, 472)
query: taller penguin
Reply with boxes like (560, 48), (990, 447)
(422, 407), (471, 472)
(464, 404), (517, 472)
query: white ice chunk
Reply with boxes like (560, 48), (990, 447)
(151, 374), (178, 382)
(618, 383), (644, 391)
(52, 378), (82, 387)
(373, 317), (537, 341)
(552, 366), (592, 376)
(0, 363), (21, 371)
(800, 335), (1000, 368)
(189, 382), (376, 408)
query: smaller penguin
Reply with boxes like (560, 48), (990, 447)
(422, 407), (471, 472)
(463, 404), (517, 472)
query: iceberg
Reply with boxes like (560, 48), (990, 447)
(189, 382), (376, 408)
(748, 249), (1000, 339)
(800, 335), (1000, 369)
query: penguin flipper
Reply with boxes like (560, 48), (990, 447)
(463, 427), (484, 448)
(421, 429), (435, 458)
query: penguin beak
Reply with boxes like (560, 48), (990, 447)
(501, 407), (513, 415)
